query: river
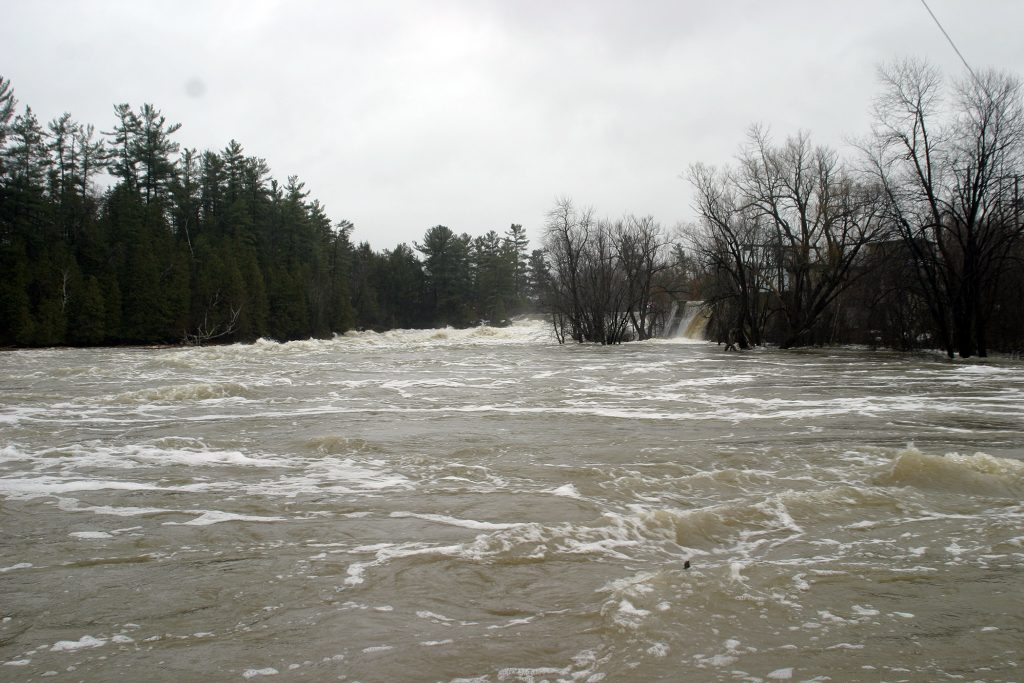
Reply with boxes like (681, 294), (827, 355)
(1, 319), (1022, 682)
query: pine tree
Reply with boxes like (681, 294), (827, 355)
(68, 275), (106, 345)
(105, 104), (140, 191)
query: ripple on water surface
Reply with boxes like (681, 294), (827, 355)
(1, 323), (1022, 681)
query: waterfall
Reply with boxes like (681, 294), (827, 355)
(673, 301), (708, 340)
(662, 302), (679, 339)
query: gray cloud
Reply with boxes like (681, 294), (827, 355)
(4, 0), (1024, 249)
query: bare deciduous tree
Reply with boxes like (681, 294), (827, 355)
(687, 162), (773, 347)
(183, 290), (241, 346)
(542, 198), (675, 344)
(687, 128), (885, 350)
(735, 127), (887, 348)
(866, 58), (1024, 357)
(614, 215), (672, 340)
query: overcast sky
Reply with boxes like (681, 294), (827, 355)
(5, 1), (1024, 249)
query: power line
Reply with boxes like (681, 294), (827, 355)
(918, 0), (979, 84)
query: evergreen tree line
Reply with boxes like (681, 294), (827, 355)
(0, 76), (541, 347)
(541, 60), (1024, 357)
(348, 222), (542, 331)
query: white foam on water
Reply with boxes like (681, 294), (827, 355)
(0, 407), (49, 426)
(432, 394), (953, 423)
(0, 563), (33, 573)
(69, 531), (113, 540)
(57, 498), (178, 517)
(487, 617), (535, 630)
(296, 457), (413, 494)
(767, 667), (794, 679)
(122, 443), (279, 468)
(600, 571), (659, 598)
(756, 496), (804, 535)
(950, 364), (1016, 376)
(361, 645), (393, 654)
(50, 635), (107, 652)
(3, 659), (31, 666)
(390, 511), (526, 531)
(10, 440), (284, 473)
(242, 668), (279, 678)
(603, 598), (651, 631)
(350, 542), (394, 553)
(344, 542), (465, 586)
(0, 444), (29, 461)
(662, 374), (757, 387)
(111, 381), (254, 404)
(817, 611), (850, 625)
(696, 653), (738, 668)
(163, 511), (286, 526)
(341, 319), (553, 349)
(497, 666), (565, 680)
(551, 483), (583, 499)
(0, 477), (201, 499)
(416, 610), (454, 623)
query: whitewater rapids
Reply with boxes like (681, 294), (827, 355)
(1, 319), (1022, 682)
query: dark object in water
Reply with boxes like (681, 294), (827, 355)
(684, 560), (691, 570)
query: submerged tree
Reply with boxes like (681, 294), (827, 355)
(736, 127), (887, 348)
(866, 58), (1024, 358)
(687, 162), (774, 347)
(614, 215), (674, 340)
(687, 127), (888, 348)
(540, 198), (675, 344)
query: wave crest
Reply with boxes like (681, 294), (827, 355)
(876, 447), (1024, 497)
(305, 436), (383, 454)
(112, 382), (253, 403)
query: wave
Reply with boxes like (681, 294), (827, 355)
(111, 382), (253, 404)
(340, 318), (553, 348)
(160, 319), (553, 365)
(390, 511), (526, 531)
(305, 435), (385, 455)
(875, 446), (1024, 498)
(162, 510), (285, 526)
(350, 494), (810, 573)
(1, 439), (278, 473)
(0, 476), (209, 500)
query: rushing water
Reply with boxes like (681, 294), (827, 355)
(1, 320), (1023, 683)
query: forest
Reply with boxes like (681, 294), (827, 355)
(0, 76), (542, 347)
(2, 59), (1023, 357)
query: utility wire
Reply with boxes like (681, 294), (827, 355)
(918, 0), (979, 84)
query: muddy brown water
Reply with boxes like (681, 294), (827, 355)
(1, 321), (1022, 682)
